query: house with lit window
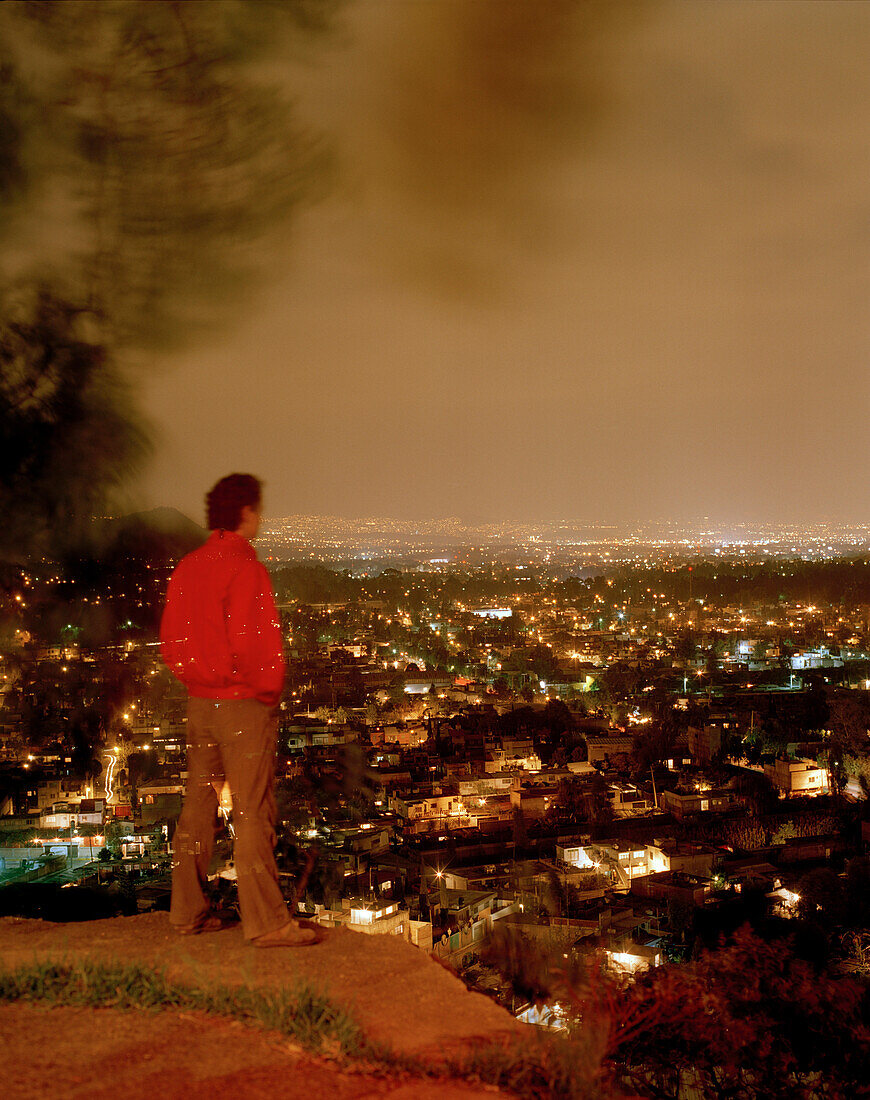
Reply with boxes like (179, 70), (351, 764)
(558, 837), (715, 889)
(39, 802), (76, 830)
(605, 942), (662, 975)
(658, 786), (736, 818)
(644, 838), (718, 878)
(390, 791), (474, 830)
(458, 773), (513, 799)
(333, 824), (391, 868)
(433, 886), (517, 956)
(403, 674), (453, 695)
(311, 897), (431, 948)
(31, 779), (64, 812)
(555, 840), (593, 867)
(593, 841), (651, 883)
(609, 782), (653, 817)
(508, 781), (555, 819)
(570, 904), (663, 974)
(138, 784), (183, 827)
(283, 716), (351, 751)
(763, 756), (829, 795)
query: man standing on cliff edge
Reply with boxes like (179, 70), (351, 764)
(161, 473), (319, 946)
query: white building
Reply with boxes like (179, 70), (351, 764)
(764, 756), (830, 795)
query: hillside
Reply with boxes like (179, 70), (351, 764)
(0, 912), (528, 1099)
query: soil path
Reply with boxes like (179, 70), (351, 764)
(2, 1003), (508, 1100)
(0, 913), (526, 1098)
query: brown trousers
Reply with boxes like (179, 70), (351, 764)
(170, 697), (289, 939)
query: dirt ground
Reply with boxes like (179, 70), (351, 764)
(0, 913), (525, 1098)
(1, 1003), (508, 1100)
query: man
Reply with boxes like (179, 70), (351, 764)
(161, 473), (318, 946)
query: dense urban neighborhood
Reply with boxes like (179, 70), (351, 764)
(3, 515), (870, 1019)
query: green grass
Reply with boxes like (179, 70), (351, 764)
(0, 959), (604, 1098)
(0, 959), (366, 1057)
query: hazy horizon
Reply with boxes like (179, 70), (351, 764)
(146, 504), (870, 535)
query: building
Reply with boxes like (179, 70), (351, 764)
(433, 886), (517, 957)
(404, 674), (453, 695)
(764, 756), (829, 796)
(687, 723), (723, 765)
(631, 870), (713, 907)
(509, 778), (558, 819)
(138, 785), (184, 827)
(458, 773), (513, 799)
(658, 787), (736, 818)
(555, 839), (593, 868)
(645, 838), (718, 878)
(130, 714), (187, 756)
(333, 824), (391, 867)
(312, 897), (432, 947)
(593, 841), (651, 884)
(609, 782), (653, 817)
(389, 791), (475, 831)
(583, 734), (634, 765)
(558, 838), (716, 884)
(283, 716), (352, 751)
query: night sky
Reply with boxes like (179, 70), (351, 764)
(138, 0), (870, 528)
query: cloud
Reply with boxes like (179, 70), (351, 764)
(305, 0), (654, 299)
(141, 1), (870, 527)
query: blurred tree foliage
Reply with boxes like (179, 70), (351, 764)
(0, 0), (340, 561)
(482, 925), (870, 1098)
(0, 286), (150, 561)
(2, 0), (337, 349)
(607, 927), (870, 1099)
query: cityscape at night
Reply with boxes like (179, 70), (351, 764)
(258, 515), (870, 566)
(3, 506), (870, 1093)
(1, 1), (869, 1097)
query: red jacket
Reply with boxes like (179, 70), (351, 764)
(160, 530), (285, 706)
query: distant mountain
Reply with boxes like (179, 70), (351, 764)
(116, 507), (205, 541)
(92, 507), (205, 562)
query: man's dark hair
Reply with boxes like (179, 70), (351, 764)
(206, 473), (261, 531)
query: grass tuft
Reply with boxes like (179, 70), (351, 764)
(0, 959), (366, 1057)
(429, 1032), (605, 1100)
(0, 959), (606, 1097)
